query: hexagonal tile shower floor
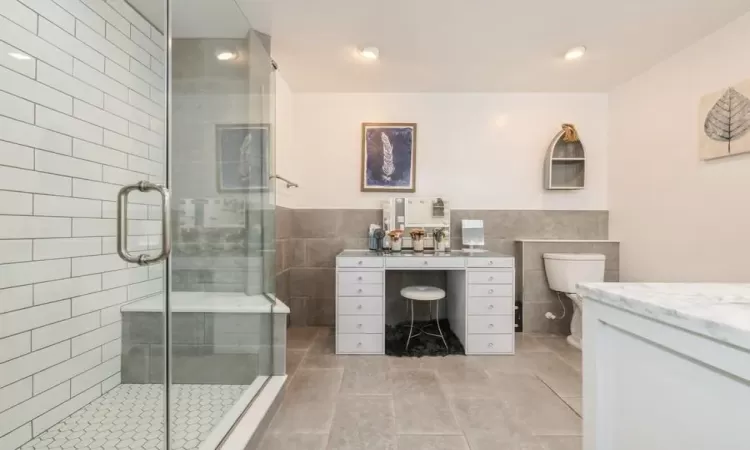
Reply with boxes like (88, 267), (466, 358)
(20, 384), (249, 450)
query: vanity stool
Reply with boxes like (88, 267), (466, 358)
(401, 286), (448, 350)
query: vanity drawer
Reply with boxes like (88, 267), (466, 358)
(468, 284), (513, 297)
(467, 315), (515, 334)
(338, 257), (383, 268)
(338, 271), (383, 285)
(466, 334), (514, 354)
(468, 271), (513, 285)
(338, 284), (382, 297)
(385, 257), (465, 269)
(338, 296), (383, 315)
(338, 315), (383, 334)
(466, 257), (513, 269)
(467, 297), (514, 315)
(337, 334), (383, 354)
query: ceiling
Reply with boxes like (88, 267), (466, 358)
(128, 0), (750, 92)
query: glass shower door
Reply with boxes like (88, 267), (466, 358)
(165, 0), (277, 449)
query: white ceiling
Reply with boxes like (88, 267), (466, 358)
(128, 0), (750, 93)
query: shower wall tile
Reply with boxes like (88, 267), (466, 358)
(0, 0), (166, 444)
(122, 310), (285, 383)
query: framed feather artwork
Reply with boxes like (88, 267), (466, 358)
(361, 122), (417, 192)
(699, 78), (750, 160)
(216, 124), (270, 192)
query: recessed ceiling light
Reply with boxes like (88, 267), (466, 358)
(359, 46), (379, 60)
(8, 52), (31, 60)
(216, 51), (237, 61)
(564, 46), (586, 61)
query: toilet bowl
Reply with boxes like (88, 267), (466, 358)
(543, 253), (605, 349)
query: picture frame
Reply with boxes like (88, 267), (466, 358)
(699, 78), (750, 161)
(361, 122), (417, 192)
(215, 124), (270, 192)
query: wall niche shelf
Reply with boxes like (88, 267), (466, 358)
(544, 125), (585, 190)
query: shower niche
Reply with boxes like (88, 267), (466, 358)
(544, 124), (586, 190)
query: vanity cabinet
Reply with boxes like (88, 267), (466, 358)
(580, 283), (750, 450)
(460, 266), (515, 354)
(335, 265), (385, 354)
(335, 251), (515, 355)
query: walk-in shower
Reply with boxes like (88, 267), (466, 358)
(0, 1), (285, 449)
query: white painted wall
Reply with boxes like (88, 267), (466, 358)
(273, 74), (295, 208)
(287, 93), (609, 210)
(609, 11), (750, 282)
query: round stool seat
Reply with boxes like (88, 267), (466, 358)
(401, 286), (445, 302)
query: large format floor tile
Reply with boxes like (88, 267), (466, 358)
(339, 356), (392, 395)
(465, 432), (548, 450)
(258, 433), (328, 450)
(393, 394), (461, 435)
(536, 436), (583, 450)
(390, 369), (442, 396)
(326, 396), (396, 450)
(490, 372), (582, 436)
(267, 369), (343, 434)
(450, 396), (528, 437)
(396, 435), (470, 450)
(536, 337), (582, 371)
(262, 329), (584, 449)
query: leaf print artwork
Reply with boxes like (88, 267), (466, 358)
(381, 132), (395, 182)
(704, 87), (750, 154)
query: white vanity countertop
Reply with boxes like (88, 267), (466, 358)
(579, 283), (750, 350)
(337, 249), (514, 258)
(516, 239), (619, 243)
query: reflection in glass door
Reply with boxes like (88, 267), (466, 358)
(167, 0), (277, 447)
(166, 0), (279, 449)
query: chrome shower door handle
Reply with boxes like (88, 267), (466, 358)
(117, 181), (172, 266)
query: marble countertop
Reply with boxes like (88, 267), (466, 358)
(338, 249), (514, 258)
(578, 283), (750, 350)
(516, 239), (619, 243)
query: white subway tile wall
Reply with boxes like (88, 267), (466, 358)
(0, 0), (166, 446)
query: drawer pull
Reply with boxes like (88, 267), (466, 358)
(488, 289), (494, 294)
(423, 261), (428, 265)
(358, 260), (363, 265)
(488, 276), (494, 281)
(488, 324), (494, 329)
(357, 342), (362, 348)
(357, 276), (363, 281)
(488, 343), (494, 348)
(357, 323), (363, 329)
(358, 288), (363, 293)
(357, 304), (363, 310)
(488, 304), (495, 310)
(489, 261), (494, 265)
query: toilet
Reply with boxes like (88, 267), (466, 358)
(543, 253), (605, 349)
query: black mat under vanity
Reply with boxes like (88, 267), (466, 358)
(385, 319), (465, 357)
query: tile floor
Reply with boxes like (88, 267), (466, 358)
(260, 329), (583, 450)
(19, 384), (248, 450)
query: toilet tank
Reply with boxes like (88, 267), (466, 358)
(543, 253), (605, 294)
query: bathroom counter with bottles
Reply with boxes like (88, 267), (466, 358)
(579, 282), (750, 450)
(337, 249), (515, 259)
